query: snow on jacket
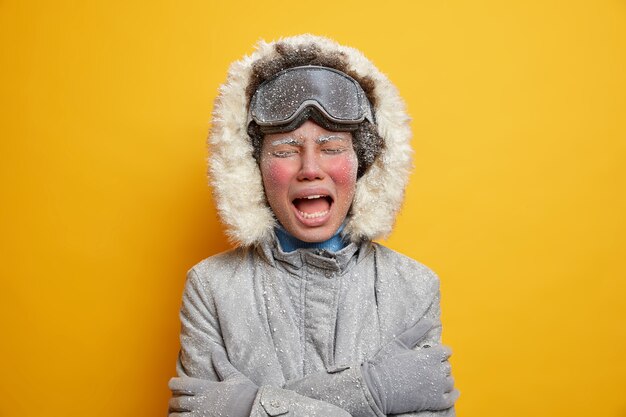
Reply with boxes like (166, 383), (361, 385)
(177, 237), (454, 417)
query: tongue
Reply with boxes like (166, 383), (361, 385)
(293, 197), (330, 214)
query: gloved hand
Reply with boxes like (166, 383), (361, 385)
(361, 318), (459, 414)
(169, 349), (259, 417)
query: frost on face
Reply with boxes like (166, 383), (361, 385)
(259, 121), (357, 244)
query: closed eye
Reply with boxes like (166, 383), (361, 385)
(322, 147), (348, 154)
(272, 150), (298, 158)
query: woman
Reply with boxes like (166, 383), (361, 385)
(169, 34), (459, 417)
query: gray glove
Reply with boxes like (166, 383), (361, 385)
(361, 319), (459, 414)
(169, 349), (259, 417)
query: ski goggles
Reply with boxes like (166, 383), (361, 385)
(248, 65), (375, 134)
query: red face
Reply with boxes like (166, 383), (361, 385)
(260, 120), (358, 243)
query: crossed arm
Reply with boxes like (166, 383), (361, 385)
(169, 270), (458, 417)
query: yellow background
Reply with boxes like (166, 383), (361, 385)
(1, 1), (625, 416)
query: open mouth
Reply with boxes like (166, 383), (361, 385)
(292, 195), (333, 219)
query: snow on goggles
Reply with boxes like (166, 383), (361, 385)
(248, 65), (375, 133)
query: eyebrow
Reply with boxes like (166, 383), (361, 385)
(316, 135), (348, 144)
(269, 134), (348, 147)
(269, 137), (302, 147)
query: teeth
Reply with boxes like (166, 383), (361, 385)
(304, 195), (325, 199)
(299, 210), (329, 219)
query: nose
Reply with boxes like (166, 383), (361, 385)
(297, 151), (324, 181)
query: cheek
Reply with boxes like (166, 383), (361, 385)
(261, 159), (295, 194)
(328, 154), (358, 186)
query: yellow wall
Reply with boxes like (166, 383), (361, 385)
(1, 1), (624, 416)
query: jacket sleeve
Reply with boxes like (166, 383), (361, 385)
(283, 288), (456, 417)
(390, 289), (457, 417)
(284, 365), (384, 417)
(175, 267), (352, 417)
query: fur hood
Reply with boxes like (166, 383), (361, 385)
(208, 34), (413, 246)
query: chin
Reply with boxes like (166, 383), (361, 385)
(290, 224), (339, 243)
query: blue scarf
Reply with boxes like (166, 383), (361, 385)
(275, 223), (347, 253)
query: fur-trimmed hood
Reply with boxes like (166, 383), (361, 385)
(208, 34), (413, 246)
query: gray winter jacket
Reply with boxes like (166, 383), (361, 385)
(176, 235), (455, 417)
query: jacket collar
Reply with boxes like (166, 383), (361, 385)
(256, 230), (370, 275)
